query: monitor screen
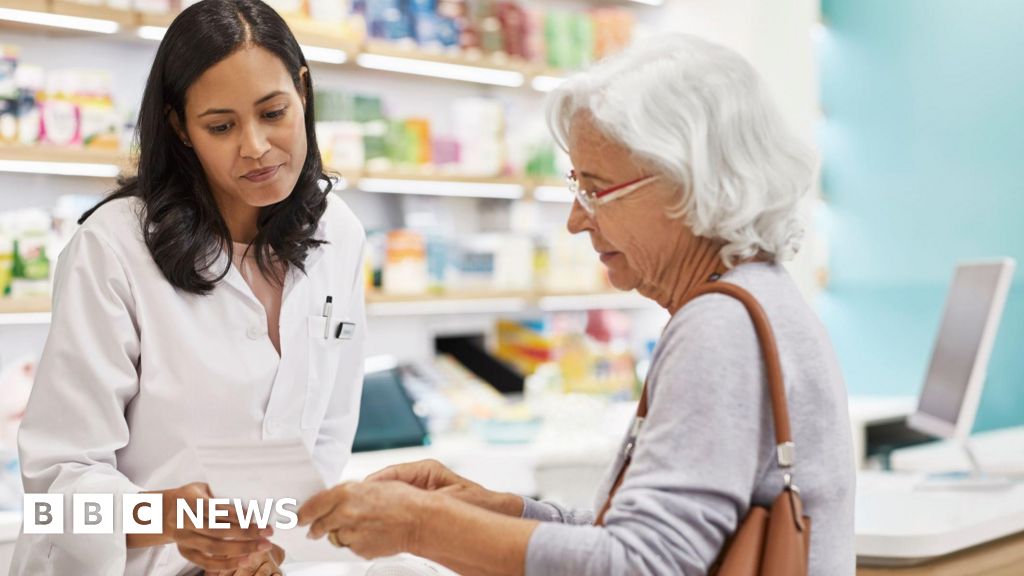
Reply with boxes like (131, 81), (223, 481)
(352, 368), (429, 453)
(916, 262), (1012, 428)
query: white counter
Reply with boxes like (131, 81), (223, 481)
(856, 470), (1024, 566)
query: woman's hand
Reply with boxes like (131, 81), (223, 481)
(161, 482), (275, 572)
(209, 544), (285, 576)
(367, 459), (523, 517)
(297, 481), (432, 559)
(299, 479), (538, 576)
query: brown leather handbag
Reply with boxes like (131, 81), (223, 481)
(595, 281), (811, 575)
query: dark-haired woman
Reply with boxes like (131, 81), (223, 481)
(12, 1), (365, 575)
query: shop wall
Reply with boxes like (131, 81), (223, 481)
(818, 0), (1024, 430)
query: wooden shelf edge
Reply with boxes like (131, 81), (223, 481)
(356, 170), (523, 186)
(0, 143), (124, 164)
(0, 0), (47, 12)
(0, 296), (51, 314)
(367, 290), (638, 304)
(361, 40), (532, 74)
(0, 148), (532, 188)
(136, 10), (173, 28)
(0, 291), (648, 319)
(50, 0), (137, 26)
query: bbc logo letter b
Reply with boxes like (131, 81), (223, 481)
(23, 494), (63, 534)
(74, 494), (114, 534)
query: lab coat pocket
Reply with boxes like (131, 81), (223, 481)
(302, 315), (352, 429)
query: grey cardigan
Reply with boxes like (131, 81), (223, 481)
(521, 263), (855, 575)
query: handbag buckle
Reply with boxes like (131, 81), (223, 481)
(777, 441), (796, 468)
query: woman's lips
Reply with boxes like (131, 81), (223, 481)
(599, 251), (621, 264)
(242, 164), (282, 182)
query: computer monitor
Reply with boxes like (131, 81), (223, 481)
(907, 259), (1016, 442)
(352, 366), (430, 453)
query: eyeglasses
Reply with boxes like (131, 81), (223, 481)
(566, 169), (661, 214)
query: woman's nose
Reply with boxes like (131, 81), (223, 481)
(240, 123), (271, 160)
(567, 199), (594, 235)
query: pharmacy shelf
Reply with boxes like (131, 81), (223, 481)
(0, 291), (656, 324)
(366, 289), (656, 317)
(537, 291), (658, 311)
(0, 143), (122, 164)
(0, 0), (44, 14)
(0, 143), (127, 178)
(349, 169), (527, 199)
(0, 145), (567, 200)
(0, 295), (51, 325)
(0, 2), (570, 90)
(367, 292), (529, 316)
(50, 0), (134, 26)
(357, 40), (532, 88)
(529, 178), (573, 203)
(136, 10), (359, 57)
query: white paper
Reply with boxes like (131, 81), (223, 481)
(195, 438), (327, 506)
(196, 438), (337, 560)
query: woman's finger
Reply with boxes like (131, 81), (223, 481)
(179, 530), (272, 558)
(298, 484), (348, 527)
(177, 546), (248, 572)
(365, 461), (430, 483)
(312, 498), (363, 541)
(227, 559), (274, 576)
(309, 503), (352, 540)
(366, 460), (443, 485)
(364, 464), (403, 482)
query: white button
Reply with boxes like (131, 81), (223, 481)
(247, 326), (266, 339)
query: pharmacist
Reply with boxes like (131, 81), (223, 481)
(11, 1), (365, 575)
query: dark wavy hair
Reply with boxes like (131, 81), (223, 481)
(81, 0), (330, 294)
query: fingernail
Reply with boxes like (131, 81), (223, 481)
(307, 530), (318, 539)
(258, 542), (272, 552)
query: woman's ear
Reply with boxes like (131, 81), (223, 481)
(166, 106), (192, 148)
(299, 66), (309, 109)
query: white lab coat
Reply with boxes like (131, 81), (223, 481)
(11, 193), (366, 575)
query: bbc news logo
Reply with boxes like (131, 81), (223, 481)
(23, 495), (298, 534)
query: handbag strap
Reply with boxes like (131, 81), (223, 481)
(596, 280), (796, 526)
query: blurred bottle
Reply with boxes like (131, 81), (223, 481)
(4, 210), (51, 298)
(15, 64), (44, 146)
(495, 1), (527, 59)
(383, 229), (428, 295)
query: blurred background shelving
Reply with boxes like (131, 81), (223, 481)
(0, 0), (823, 382)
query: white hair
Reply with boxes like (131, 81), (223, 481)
(547, 33), (816, 265)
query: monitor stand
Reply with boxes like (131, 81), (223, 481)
(916, 439), (1014, 491)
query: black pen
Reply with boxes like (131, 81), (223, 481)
(322, 296), (333, 339)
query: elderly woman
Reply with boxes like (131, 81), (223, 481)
(298, 33), (855, 575)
